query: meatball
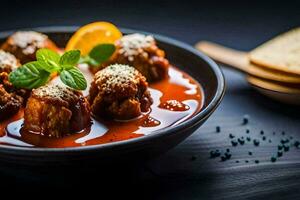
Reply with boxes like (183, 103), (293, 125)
(0, 72), (24, 121)
(0, 50), (20, 73)
(1, 31), (58, 64)
(0, 72), (30, 103)
(89, 64), (153, 120)
(0, 85), (23, 121)
(23, 85), (91, 138)
(92, 34), (169, 82)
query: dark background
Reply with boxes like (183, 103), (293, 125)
(1, 0), (300, 199)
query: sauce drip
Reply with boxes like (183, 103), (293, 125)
(0, 66), (204, 148)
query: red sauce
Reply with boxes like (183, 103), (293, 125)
(159, 100), (190, 111)
(0, 66), (204, 148)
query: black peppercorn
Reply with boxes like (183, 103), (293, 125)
(231, 140), (238, 147)
(225, 152), (231, 159)
(238, 138), (245, 145)
(243, 115), (249, 125)
(283, 145), (290, 152)
(221, 156), (227, 161)
(253, 139), (260, 146)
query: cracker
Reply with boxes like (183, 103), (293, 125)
(247, 75), (300, 94)
(249, 28), (300, 75)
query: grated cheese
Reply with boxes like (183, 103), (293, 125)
(0, 50), (19, 70)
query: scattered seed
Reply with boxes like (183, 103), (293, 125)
(246, 129), (250, 134)
(216, 126), (221, 133)
(289, 136), (293, 140)
(253, 139), (260, 146)
(262, 136), (266, 141)
(236, 160), (239, 163)
(282, 131), (286, 135)
(238, 138), (245, 145)
(283, 145), (290, 152)
(243, 115), (249, 125)
(225, 152), (232, 159)
(280, 139), (289, 144)
(248, 151), (253, 156)
(278, 145), (283, 150)
(294, 141), (300, 148)
(268, 139), (272, 143)
(273, 132), (276, 135)
(231, 140), (238, 147)
(221, 156), (227, 161)
(210, 150), (221, 158)
(245, 160), (249, 163)
(255, 160), (259, 164)
(226, 148), (230, 152)
(260, 130), (264, 135)
(246, 137), (251, 142)
(271, 157), (277, 162)
(229, 133), (235, 139)
(277, 151), (283, 157)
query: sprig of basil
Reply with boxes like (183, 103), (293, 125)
(60, 67), (87, 90)
(9, 61), (50, 89)
(9, 49), (87, 90)
(80, 43), (115, 67)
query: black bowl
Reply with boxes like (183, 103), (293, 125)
(0, 26), (225, 166)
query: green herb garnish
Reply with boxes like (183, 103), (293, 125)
(79, 43), (115, 67)
(9, 49), (87, 90)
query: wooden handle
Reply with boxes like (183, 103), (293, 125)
(195, 41), (250, 73)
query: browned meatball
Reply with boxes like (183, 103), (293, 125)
(0, 50), (20, 73)
(0, 85), (23, 121)
(0, 72), (24, 121)
(89, 64), (153, 120)
(0, 72), (30, 103)
(1, 31), (59, 64)
(23, 85), (91, 138)
(91, 34), (169, 82)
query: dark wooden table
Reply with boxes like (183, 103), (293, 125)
(0, 1), (299, 199)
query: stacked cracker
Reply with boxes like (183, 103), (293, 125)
(247, 28), (300, 94)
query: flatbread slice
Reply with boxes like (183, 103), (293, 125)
(249, 28), (300, 75)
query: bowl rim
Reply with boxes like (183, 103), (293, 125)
(0, 26), (225, 153)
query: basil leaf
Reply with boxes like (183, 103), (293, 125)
(60, 67), (87, 90)
(9, 62), (50, 89)
(36, 49), (60, 72)
(89, 44), (115, 65)
(59, 50), (81, 66)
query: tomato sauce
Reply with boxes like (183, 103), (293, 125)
(0, 66), (204, 148)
